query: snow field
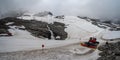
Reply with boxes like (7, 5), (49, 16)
(0, 15), (104, 52)
(0, 14), (110, 60)
(102, 31), (120, 40)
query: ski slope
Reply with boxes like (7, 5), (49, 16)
(0, 14), (104, 52)
(0, 14), (108, 60)
(18, 15), (103, 39)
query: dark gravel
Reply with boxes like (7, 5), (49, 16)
(97, 42), (120, 60)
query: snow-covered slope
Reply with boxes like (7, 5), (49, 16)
(0, 13), (104, 52)
(102, 31), (120, 40)
(18, 14), (103, 39)
(0, 26), (80, 52)
(59, 16), (102, 39)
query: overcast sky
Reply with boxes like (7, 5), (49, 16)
(0, 0), (120, 20)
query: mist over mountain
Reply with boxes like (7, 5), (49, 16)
(0, 1), (120, 60)
(0, 0), (120, 21)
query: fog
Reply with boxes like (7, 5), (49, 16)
(0, 0), (120, 21)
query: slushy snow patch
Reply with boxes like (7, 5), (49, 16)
(102, 31), (120, 39)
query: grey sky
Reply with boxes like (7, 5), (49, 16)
(0, 0), (120, 20)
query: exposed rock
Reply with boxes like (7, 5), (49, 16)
(77, 16), (88, 20)
(116, 56), (120, 60)
(102, 20), (112, 24)
(55, 15), (64, 19)
(77, 16), (120, 31)
(34, 11), (53, 17)
(0, 18), (10, 34)
(98, 42), (120, 60)
(0, 29), (8, 34)
(0, 17), (67, 40)
(116, 27), (120, 30)
(49, 22), (67, 40)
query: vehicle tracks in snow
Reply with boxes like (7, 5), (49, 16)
(0, 42), (97, 60)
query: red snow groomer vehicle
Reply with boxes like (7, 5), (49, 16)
(80, 37), (99, 49)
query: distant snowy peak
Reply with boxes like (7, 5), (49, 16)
(77, 16), (100, 22)
(34, 11), (53, 17)
(17, 11), (116, 32)
(77, 16), (120, 31)
(17, 11), (54, 21)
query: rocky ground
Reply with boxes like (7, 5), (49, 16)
(0, 17), (67, 40)
(97, 41), (120, 60)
